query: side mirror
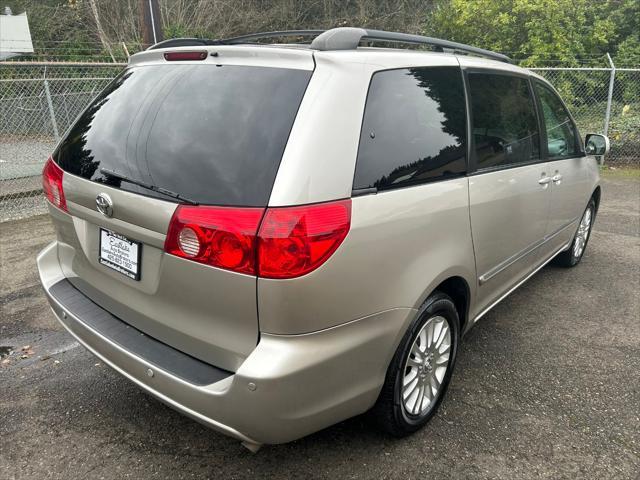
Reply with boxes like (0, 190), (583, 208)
(585, 133), (610, 156)
(548, 138), (567, 157)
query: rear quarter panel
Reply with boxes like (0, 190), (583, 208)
(262, 52), (476, 335)
(258, 178), (476, 334)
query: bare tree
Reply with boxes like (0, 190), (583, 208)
(36, 0), (435, 58)
(87, 0), (116, 61)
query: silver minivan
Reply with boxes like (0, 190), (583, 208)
(37, 28), (609, 451)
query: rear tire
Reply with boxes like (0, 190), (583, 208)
(372, 292), (459, 437)
(553, 198), (596, 268)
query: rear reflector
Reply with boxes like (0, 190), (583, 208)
(165, 205), (264, 275)
(42, 156), (67, 212)
(165, 199), (352, 278)
(163, 51), (207, 61)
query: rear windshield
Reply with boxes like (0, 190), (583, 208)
(54, 64), (312, 206)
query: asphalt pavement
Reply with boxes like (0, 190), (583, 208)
(1, 174), (639, 479)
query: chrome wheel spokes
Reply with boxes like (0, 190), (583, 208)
(402, 315), (451, 416)
(573, 206), (593, 258)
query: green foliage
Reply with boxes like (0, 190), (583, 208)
(608, 102), (640, 151)
(426, 0), (639, 67)
(3, 0), (637, 66)
(616, 34), (640, 67)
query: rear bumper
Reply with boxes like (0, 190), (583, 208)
(38, 241), (414, 445)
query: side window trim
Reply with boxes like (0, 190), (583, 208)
(532, 78), (586, 161)
(531, 77), (550, 161)
(527, 76), (547, 163)
(464, 67), (545, 175)
(462, 66), (476, 174)
(350, 69), (378, 197)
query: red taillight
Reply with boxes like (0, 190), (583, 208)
(164, 205), (264, 275)
(42, 156), (67, 212)
(164, 199), (351, 278)
(257, 199), (351, 279)
(163, 51), (207, 61)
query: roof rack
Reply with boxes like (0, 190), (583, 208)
(222, 30), (325, 45)
(146, 27), (510, 63)
(310, 28), (510, 63)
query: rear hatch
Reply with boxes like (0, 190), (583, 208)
(47, 48), (314, 371)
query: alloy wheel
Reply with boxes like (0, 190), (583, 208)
(573, 206), (593, 258)
(402, 315), (451, 416)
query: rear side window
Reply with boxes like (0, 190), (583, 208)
(54, 65), (312, 206)
(534, 81), (581, 159)
(353, 67), (467, 191)
(468, 73), (540, 170)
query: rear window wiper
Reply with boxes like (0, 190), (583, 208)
(99, 168), (199, 205)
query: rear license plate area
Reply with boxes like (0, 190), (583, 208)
(99, 228), (141, 280)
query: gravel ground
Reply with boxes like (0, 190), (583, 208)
(0, 192), (47, 223)
(0, 138), (56, 180)
(1, 175), (639, 479)
(0, 137), (54, 221)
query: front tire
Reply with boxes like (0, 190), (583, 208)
(372, 292), (459, 437)
(553, 198), (596, 268)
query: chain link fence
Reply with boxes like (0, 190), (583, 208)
(1, 61), (639, 222)
(1, 62), (125, 221)
(531, 66), (640, 166)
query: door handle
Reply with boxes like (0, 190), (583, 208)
(552, 174), (563, 185)
(538, 176), (551, 186)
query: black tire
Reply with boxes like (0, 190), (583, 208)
(553, 198), (596, 268)
(371, 292), (460, 437)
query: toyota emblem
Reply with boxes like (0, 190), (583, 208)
(96, 193), (113, 218)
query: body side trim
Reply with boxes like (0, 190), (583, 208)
(473, 240), (572, 324)
(479, 215), (578, 284)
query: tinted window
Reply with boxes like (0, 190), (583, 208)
(353, 67), (466, 191)
(534, 81), (581, 158)
(468, 73), (540, 169)
(54, 65), (312, 206)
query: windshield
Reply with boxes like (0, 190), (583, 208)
(53, 64), (312, 206)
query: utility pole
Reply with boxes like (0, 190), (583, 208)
(139, 0), (163, 48)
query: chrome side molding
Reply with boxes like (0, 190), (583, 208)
(479, 216), (579, 284)
(473, 240), (572, 324)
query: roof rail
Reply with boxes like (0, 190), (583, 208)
(222, 30), (325, 44)
(310, 27), (511, 63)
(147, 30), (325, 50)
(146, 27), (510, 63)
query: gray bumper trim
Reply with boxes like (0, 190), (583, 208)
(49, 279), (232, 386)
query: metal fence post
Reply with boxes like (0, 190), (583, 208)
(43, 66), (60, 141)
(1, 61), (129, 222)
(1, 60), (638, 223)
(603, 53), (616, 137)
